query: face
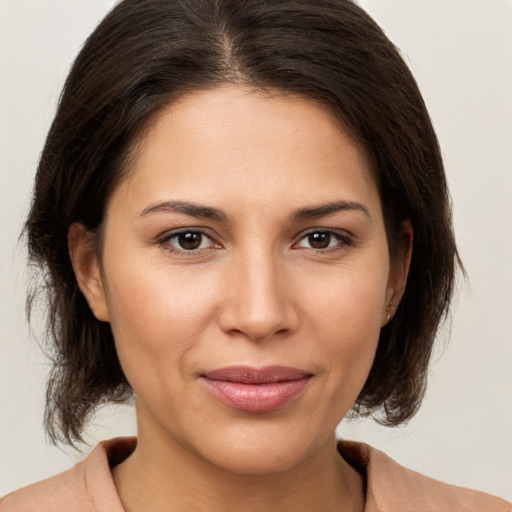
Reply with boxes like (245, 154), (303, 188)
(72, 86), (408, 475)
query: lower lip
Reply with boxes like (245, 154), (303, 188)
(201, 377), (311, 412)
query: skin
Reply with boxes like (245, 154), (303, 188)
(70, 86), (412, 512)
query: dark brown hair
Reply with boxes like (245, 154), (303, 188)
(26, 0), (460, 445)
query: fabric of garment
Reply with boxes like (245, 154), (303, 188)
(1, 437), (510, 511)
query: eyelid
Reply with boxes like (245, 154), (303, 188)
(155, 226), (353, 254)
(157, 227), (221, 253)
(293, 228), (354, 250)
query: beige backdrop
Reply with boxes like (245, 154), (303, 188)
(1, 0), (511, 499)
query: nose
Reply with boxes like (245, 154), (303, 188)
(218, 249), (299, 342)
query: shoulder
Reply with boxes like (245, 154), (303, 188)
(339, 440), (512, 512)
(0, 437), (135, 512)
(0, 462), (94, 512)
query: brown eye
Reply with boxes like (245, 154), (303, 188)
(308, 232), (332, 249)
(162, 230), (217, 252)
(177, 232), (203, 250)
(295, 230), (353, 251)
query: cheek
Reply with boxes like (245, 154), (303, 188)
(298, 260), (389, 397)
(100, 256), (221, 384)
(300, 257), (389, 337)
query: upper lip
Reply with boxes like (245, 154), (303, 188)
(202, 365), (312, 384)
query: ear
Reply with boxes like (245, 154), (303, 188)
(68, 223), (110, 322)
(383, 220), (413, 325)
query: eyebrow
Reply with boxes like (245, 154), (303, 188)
(139, 199), (371, 223)
(290, 200), (372, 222)
(139, 201), (229, 222)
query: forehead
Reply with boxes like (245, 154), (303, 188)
(112, 85), (381, 219)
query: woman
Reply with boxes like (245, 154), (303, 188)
(1, 0), (510, 510)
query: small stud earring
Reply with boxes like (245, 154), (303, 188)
(386, 302), (395, 322)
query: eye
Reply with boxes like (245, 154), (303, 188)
(295, 230), (352, 250)
(160, 230), (219, 252)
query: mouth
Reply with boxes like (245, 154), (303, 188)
(200, 365), (313, 413)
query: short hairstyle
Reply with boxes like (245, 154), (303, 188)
(26, 0), (460, 445)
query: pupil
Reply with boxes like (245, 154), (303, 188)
(178, 232), (202, 250)
(309, 232), (330, 249)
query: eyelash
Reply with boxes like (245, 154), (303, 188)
(157, 228), (353, 255)
(294, 229), (354, 252)
(157, 228), (219, 254)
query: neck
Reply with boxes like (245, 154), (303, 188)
(112, 427), (364, 512)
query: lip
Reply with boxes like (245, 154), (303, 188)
(200, 365), (313, 412)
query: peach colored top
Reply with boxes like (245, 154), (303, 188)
(1, 437), (510, 511)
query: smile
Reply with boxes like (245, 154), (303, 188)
(200, 365), (313, 412)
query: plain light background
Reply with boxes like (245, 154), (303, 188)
(1, 0), (511, 500)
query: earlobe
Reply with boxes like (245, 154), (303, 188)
(383, 220), (413, 325)
(68, 223), (110, 322)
